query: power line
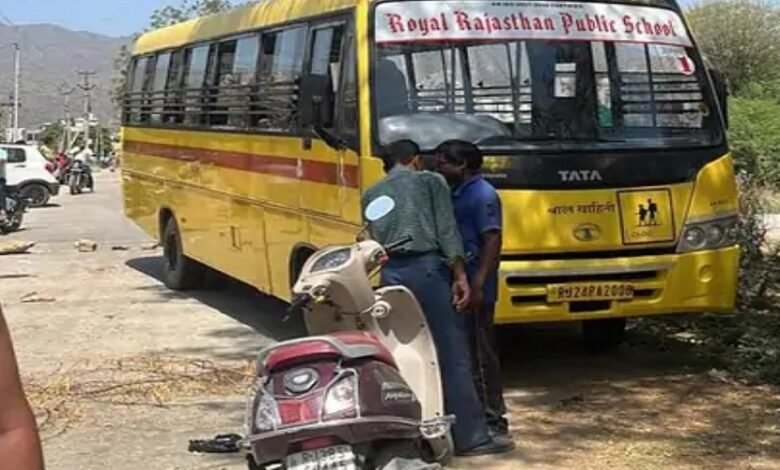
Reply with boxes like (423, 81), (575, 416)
(76, 70), (97, 116)
(0, 9), (13, 26)
(75, 70), (97, 149)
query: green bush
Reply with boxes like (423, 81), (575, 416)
(729, 98), (780, 185)
(635, 175), (780, 383)
(734, 174), (780, 309)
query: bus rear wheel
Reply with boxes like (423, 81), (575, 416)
(162, 217), (206, 291)
(582, 318), (627, 352)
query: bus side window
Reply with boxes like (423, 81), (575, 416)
(164, 49), (185, 124)
(126, 56), (148, 124)
(339, 30), (358, 148)
(125, 56), (154, 124)
(230, 35), (260, 128)
(134, 55), (157, 124)
(150, 51), (171, 124)
(209, 39), (238, 127)
(308, 24), (346, 129)
(183, 45), (211, 127)
(256, 26), (308, 132)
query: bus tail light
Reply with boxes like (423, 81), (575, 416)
(677, 215), (738, 253)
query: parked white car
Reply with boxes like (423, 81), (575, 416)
(1, 144), (60, 207)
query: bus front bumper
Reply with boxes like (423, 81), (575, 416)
(495, 245), (739, 324)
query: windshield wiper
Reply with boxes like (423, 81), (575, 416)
(476, 135), (554, 144)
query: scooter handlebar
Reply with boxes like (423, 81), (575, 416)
(287, 293), (312, 314)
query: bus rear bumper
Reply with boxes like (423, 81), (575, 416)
(495, 245), (739, 324)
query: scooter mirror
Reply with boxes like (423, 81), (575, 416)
(364, 196), (396, 222)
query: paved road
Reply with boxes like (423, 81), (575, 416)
(20, 171), (151, 249)
(1, 171), (296, 470)
(3, 171), (779, 470)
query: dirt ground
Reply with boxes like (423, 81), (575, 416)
(2, 171), (779, 470)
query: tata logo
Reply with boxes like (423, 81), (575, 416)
(558, 170), (603, 182)
(573, 224), (602, 242)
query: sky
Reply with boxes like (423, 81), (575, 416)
(0, 0), (169, 37)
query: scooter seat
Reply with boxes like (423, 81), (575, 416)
(260, 332), (396, 374)
(331, 331), (397, 366)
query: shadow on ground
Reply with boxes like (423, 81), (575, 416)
(125, 255), (780, 468)
(486, 324), (780, 469)
(126, 256), (306, 351)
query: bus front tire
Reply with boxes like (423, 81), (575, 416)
(582, 318), (627, 351)
(162, 218), (206, 291)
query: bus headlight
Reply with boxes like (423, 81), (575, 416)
(678, 215), (738, 253)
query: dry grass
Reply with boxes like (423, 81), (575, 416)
(23, 355), (254, 440)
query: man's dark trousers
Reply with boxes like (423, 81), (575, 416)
(381, 253), (491, 452)
(467, 302), (508, 433)
(0, 178), (6, 214)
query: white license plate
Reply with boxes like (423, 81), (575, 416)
(285, 445), (356, 470)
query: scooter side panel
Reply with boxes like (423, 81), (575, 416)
(370, 286), (445, 422)
(355, 361), (421, 422)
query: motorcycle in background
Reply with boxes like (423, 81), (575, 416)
(243, 196), (453, 470)
(68, 160), (95, 195)
(0, 188), (29, 234)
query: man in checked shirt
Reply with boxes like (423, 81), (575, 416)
(362, 140), (514, 457)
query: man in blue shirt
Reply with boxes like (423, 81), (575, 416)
(435, 140), (509, 437)
(364, 140), (514, 456)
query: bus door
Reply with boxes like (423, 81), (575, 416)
(300, 20), (361, 223)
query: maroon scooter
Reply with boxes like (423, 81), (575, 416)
(245, 196), (453, 470)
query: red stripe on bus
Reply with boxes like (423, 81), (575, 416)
(123, 141), (360, 189)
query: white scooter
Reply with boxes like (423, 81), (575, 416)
(244, 196), (453, 469)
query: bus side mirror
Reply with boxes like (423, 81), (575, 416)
(298, 74), (343, 150)
(709, 68), (729, 129)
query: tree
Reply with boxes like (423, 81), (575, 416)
(686, 0), (780, 96)
(149, 0), (234, 29)
(729, 98), (780, 185)
(111, 0), (238, 112)
(39, 123), (65, 150)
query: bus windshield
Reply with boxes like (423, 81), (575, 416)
(373, 0), (723, 151)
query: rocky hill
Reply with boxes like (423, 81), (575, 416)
(0, 23), (128, 129)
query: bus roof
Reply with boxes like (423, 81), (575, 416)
(133, 0), (361, 55)
(133, 0), (683, 55)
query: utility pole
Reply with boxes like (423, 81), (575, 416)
(57, 83), (76, 151)
(76, 70), (97, 149)
(58, 83), (76, 124)
(0, 97), (20, 143)
(12, 43), (20, 142)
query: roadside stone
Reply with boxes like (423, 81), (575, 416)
(141, 242), (160, 250)
(20, 292), (56, 304)
(75, 239), (98, 252)
(0, 240), (35, 255)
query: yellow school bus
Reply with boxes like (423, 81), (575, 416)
(122, 0), (738, 346)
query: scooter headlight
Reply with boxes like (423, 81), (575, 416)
(253, 392), (280, 432)
(323, 375), (357, 419)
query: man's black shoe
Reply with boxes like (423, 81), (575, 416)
(456, 436), (515, 457)
(489, 426), (510, 439)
